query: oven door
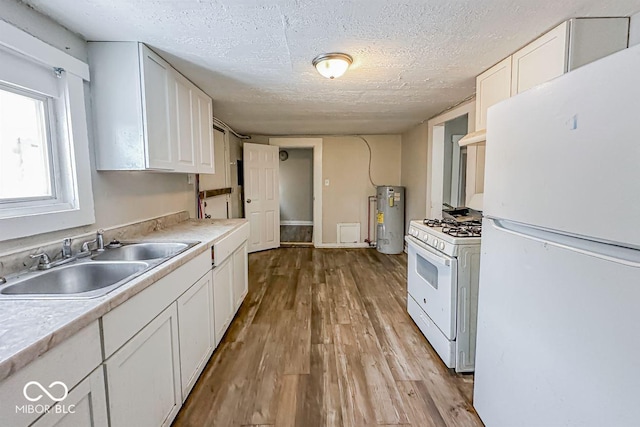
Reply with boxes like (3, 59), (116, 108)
(406, 235), (458, 339)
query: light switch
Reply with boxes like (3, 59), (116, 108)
(324, 179), (330, 186)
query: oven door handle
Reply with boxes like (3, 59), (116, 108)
(405, 235), (453, 267)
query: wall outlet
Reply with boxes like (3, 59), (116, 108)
(187, 174), (195, 185)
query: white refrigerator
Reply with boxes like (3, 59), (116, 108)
(473, 44), (640, 427)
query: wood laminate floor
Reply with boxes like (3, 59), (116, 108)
(173, 248), (482, 427)
(280, 225), (313, 244)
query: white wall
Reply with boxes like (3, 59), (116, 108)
(401, 122), (428, 231)
(322, 135), (401, 244)
(249, 134), (402, 244)
(279, 148), (313, 223)
(630, 11), (640, 47)
(0, 0), (195, 253)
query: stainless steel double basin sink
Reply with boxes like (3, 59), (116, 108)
(0, 242), (198, 299)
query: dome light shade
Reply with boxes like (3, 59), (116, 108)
(312, 53), (353, 79)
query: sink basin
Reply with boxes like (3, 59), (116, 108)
(0, 261), (149, 299)
(91, 242), (190, 261)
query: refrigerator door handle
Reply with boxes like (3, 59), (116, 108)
(488, 218), (640, 268)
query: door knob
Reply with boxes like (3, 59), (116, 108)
(246, 199), (251, 203)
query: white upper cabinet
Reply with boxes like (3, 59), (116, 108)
(169, 70), (198, 173)
(475, 56), (512, 131)
(141, 46), (174, 170)
(475, 17), (628, 130)
(511, 18), (629, 96)
(194, 90), (215, 174)
(89, 42), (215, 173)
(511, 22), (569, 95)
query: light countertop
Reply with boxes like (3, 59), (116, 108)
(0, 218), (247, 383)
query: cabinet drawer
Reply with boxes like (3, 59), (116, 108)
(102, 250), (210, 358)
(213, 222), (249, 266)
(0, 321), (102, 427)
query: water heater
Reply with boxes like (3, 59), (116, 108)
(376, 186), (405, 254)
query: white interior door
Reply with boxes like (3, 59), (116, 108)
(243, 143), (279, 252)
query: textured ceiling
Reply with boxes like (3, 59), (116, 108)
(20, 0), (640, 135)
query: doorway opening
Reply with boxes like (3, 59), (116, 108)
(278, 148), (314, 246)
(269, 138), (323, 248)
(442, 114), (468, 209)
(428, 99), (475, 218)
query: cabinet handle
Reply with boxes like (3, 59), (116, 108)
(246, 199), (251, 204)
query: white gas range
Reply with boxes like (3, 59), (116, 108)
(405, 218), (482, 372)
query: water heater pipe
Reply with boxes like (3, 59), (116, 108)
(365, 196), (377, 247)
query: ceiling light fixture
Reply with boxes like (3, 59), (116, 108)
(312, 53), (353, 79)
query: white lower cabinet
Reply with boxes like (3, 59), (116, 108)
(177, 273), (215, 398)
(212, 256), (234, 346)
(0, 322), (102, 427)
(32, 367), (108, 427)
(1, 226), (250, 427)
(232, 242), (248, 312)
(105, 303), (181, 427)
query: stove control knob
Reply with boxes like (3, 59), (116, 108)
(432, 238), (439, 247)
(439, 242), (445, 250)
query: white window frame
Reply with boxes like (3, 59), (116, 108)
(0, 21), (95, 241)
(0, 83), (58, 207)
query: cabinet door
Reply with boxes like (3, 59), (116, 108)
(232, 242), (248, 312)
(140, 45), (174, 170)
(32, 367), (108, 427)
(177, 273), (215, 398)
(511, 21), (568, 95)
(475, 56), (512, 130)
(194, 90), (215, 174)
(212, 257), (234, 346)
(106, 303), (181, 427)
(170, 71), (198, 173)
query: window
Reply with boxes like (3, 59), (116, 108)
(0, 21), (95, 240)
(0, 85), (55, 202)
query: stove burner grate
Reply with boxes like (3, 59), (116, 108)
(422, 217), (482, 237)
(442, 226), (482, 237)
(423, 218), (458, 227)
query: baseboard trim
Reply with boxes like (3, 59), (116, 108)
(280, 242), (314, 247)
(315, 243), (372, 249)
(280, 220), (314, 226)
